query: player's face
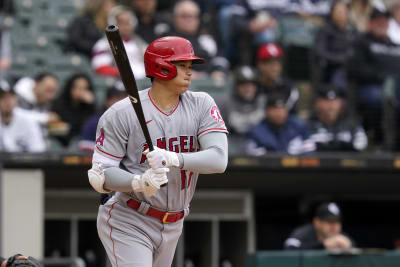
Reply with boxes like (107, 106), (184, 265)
(314, 218), (342, 239)
(169, 60), (193, 94)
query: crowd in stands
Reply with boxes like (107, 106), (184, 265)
(1, 0), (400, 154)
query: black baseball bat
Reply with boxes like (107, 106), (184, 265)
(105, 25), (154, 152)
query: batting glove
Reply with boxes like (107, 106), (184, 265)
(132, 167), (169, 197)
(144, 147), (180, 169)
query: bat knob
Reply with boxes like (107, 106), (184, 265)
(106, 24), (119, 32)
(162, 160), (166, 166)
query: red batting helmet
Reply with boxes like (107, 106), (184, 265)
(144, 36), (204, 81)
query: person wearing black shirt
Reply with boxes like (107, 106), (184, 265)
(284, 202), (355, 250)
(348, 8), (400, 145)
(131, 0), (171, 44)
(309, 86), (368, 151)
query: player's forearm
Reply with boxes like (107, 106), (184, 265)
(181, 132), (228, 174)
(103, 167), (137, 192)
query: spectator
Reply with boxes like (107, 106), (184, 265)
(0, 0), (13, 80)
(257, 43), (299, 113)
(131, 0), (171, 44)
(348, 0), (373, 33)
(66, 0), (116, 58)
(1, 254), (41, 267)
(217, 0), (279, 66)
(246, 92), (314, 155)
(0, 83), (46, 152)
(387, 0), (400, 45)
(284, 202), (355, 250)
(92, 5), (147, 79)
(0, 27), (11, 80)
(51, 73), (96, 147)
(313, 0), (354, 90)
(13, 72), (61, 127)
(309, 85), (368, 152)
(168, 0), (230, 80)
(79, 82), (126, 152)
(348, 8), (400, 145)
(218, 65), (265, 137)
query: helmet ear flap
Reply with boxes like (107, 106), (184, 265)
(145, 56), (177, 81)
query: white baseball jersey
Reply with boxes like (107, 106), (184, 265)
(92, 36), (147, 79)
(0, 108), (46, 152)
(93, 88), (228, 211)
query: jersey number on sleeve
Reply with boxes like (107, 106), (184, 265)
(181, 170), (194, 190)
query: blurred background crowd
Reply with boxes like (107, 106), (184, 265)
(1, 0), (400, 155)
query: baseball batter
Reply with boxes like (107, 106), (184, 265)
(88, 36), (228, 267)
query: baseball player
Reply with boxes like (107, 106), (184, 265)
(88, 36), (228, 267)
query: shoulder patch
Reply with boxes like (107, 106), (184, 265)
(211, 106), (224, 124)
(96, 128), (105, 147)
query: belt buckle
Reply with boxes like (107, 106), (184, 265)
(162, 212), (173, 224)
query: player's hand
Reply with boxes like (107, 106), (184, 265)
(144, 147), (180, 169)
(132, 167), (169, 197)
(323, 234), (351, 249)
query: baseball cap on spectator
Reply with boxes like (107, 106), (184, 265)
(370, 7), (390, 20)
(266, 92), (288, 108)
(234, 65), (258, 84)
(257, 43), (283, 62)
(0, 80), (14, 97)
(316, 85), (346, 99)
(315, 202), (342, 221)
(106, 81), (127, 100)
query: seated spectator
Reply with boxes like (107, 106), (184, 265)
(0, 29), (11, 79)
(257, 43), (299, 113)
(0, 84), (46, 152)
(387, 0), (400, 45)
(218, 65), (265, 137)
(348, 8), (400, 145)
(309, 86), (368, 152)
(51, 73), (96, 147)
(66, 0), (115, 58)
(13, 72), (61, 127)
(348, 0), (373, 33)
(131, 0), (171, 44)
(168, 0), (229, 80)
(92, 5), (147, 79)
(0, 0), (13, 80)
(217, 0), (279, 66)
(79, 82), (127, 152)
(284, 202), (355, 250)
(246, 92), (314, 155)
(313, 0), (354, 90)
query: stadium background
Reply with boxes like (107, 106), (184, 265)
(1, 0), (400, 267)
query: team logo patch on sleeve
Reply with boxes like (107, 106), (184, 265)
(96, 128), (105, 147)
(211, 106), (224, 124)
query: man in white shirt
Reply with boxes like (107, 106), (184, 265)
(0, 85), (46, 152)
